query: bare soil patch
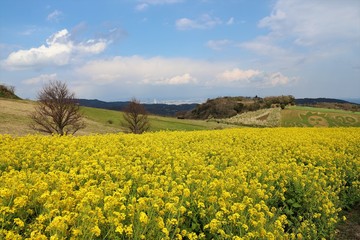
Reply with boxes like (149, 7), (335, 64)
(336, 204), (360, 240)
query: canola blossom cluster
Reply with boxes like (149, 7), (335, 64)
(0, 128), (359, 239)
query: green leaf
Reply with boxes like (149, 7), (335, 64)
(292, 203), (302, 208)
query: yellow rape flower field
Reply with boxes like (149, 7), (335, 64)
(1, 128), (359, 239)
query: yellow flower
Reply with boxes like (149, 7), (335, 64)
(13, 196), (28, 208)
(125, 224), (133, 237)
(72, 228), (82, 236)
(13, 218), (24, 228)
(139, 211), (148, 225)
(91, 225), (101, 237)
(157, 217), (165, 229)
(1, 128), (359, 239)
(162, 227), (169, 236)
(115, 224), (124, 234)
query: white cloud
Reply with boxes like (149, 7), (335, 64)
(258, 0), (360, 46)
(75, 55), (293, 89)
(139, 0), (183, 4)
(217, 68), (260, 82)
(47, 10), (63, 22)
(19, 26), (42, 36)
(76, 56), (206, 85)
(239, 35), (307, 70)
(217, 68), (296, 87)
(258, 10), (286, 30)
(240, 36), (288, 56)
(135, 0), (183, 10)
(262, 72), (291, 86)
(76, 40), (107, 54)
(226, 17), (234, 25)
(206, 39), (232, 51)
(23, 73), (58, 85)
(239, 0), (360, 73)
(135, 3), (148, 11)
(144, 73), (197, 85)
(2, 29), (107, 70)
(176, 14), (222, 30)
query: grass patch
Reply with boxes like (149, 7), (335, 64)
(148, 116), (233, 131)
(80, 106), (125, 126)
(2, 99), (359, 136)
(215, 108), (281, 127)
(281, 106), (360, 127)
(288, 105), (360, 114)
(1, 99), (238, 135)
(81, 106), (237, 131)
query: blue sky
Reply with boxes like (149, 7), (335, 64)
(0, 0), (359, 102)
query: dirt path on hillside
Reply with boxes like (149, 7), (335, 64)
(336, 204), (360, 239)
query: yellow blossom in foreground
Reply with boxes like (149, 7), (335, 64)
(0, 128), (359, 239)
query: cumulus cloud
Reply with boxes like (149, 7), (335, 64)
(2, 29), (107, 70)
(135, 0), (183, 11)
(144, 73), (197, 85)
(259, 0), (360, 46)
(206, 39), (232, 51)
(217, 68), (260, 82)
(76, 56), (205, 85)
(240, 36), (288, 56)
(176, 14), (222, 30)
(239, 0), (360, 71)
(264, 72), (290, 86)
(23, 73), (58, 85)
(216, 68), (296, 87)
(139, 0), (183, 4)
(47, 10), (63, 22)
(226, 17), (234, 25)
(135, 3), (149, 11)
(75, 55), (293, 90)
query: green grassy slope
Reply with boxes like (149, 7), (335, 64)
(281, 106), (360, 127)
(0, 99), (237, 136)
(211, 106), (360, 127)
(80, 106), (235, 132)
(2, 98), (358, 136)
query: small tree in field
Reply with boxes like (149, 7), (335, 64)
(30, 80), (85, 135)
(122, 98), (150, 134)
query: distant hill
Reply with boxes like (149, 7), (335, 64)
(295, 98), (360, 112)
(0, 98), (236, 135)
(295, 98), (353, 105)
(0, 84), (21, 99)
(180, 95), (295, 120)
(343, 98), (360, 104)
(77, 99), (198, 116)
(178, 96), (360, 120)
(1, 98), (358, 136)
(77, 96), (360, 119)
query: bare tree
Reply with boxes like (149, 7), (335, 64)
(30, 80), (85, 135)
(122, 98), (150, 134)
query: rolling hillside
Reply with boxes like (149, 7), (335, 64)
(281, 106), (360, 127)
(0, 98), (235, 136)
(1, 98), (359, 136)
(213, 106), (360, 127)
(77, 99), (198, 116)
(0, 85), (21, 99)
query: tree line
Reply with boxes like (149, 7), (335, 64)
(29, 80), (149, 135)
(177, 95), (295, 119)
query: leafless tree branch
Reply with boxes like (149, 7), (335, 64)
(122, 98), (150, 134)
(30, 80), (85, 135)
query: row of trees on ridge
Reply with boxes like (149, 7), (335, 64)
(30, 80), (149, 135)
